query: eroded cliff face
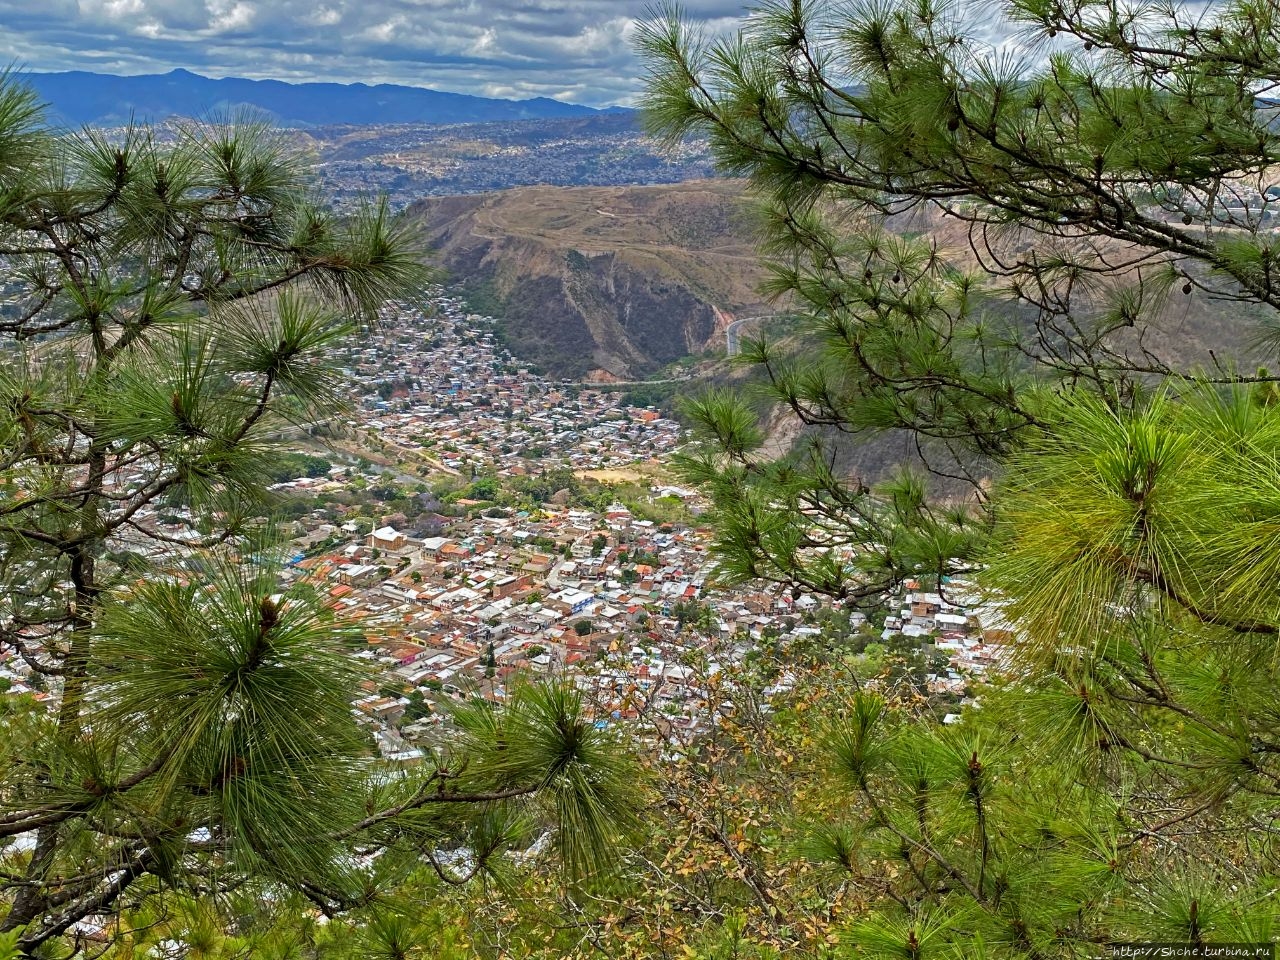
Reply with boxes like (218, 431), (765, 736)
(409, 180), (772, 379)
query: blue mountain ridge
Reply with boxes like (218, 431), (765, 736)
(23, 67), (629, 128)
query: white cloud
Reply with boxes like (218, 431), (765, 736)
(206, 0), (254, 32)
(307, 6), (342, 26)
(361, 17), (405, 43)
(467, 27), (498, 56)
(100, 0), (146, 16)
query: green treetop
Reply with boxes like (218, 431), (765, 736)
(638, 0), (1280, 953)
(0, 77), (639, 956)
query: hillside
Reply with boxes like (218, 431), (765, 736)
(694, 207), (1268, 492)
(410, 180), (775, 379)
(413, 179), (1259, 386)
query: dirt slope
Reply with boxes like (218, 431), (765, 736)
(410, 180), (774, 378)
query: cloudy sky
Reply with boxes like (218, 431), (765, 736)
(0, 1), (751, 107)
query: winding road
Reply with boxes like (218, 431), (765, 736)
(725, 315), (773, 357)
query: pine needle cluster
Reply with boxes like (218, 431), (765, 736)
(0, 77), (642, 954)
(640, 0), (1280, 953)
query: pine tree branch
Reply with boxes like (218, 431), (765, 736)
(1136, 567), (1278, 635)
(0, 747), (175, 837)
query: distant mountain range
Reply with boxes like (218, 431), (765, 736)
(23, 68), (626, 128)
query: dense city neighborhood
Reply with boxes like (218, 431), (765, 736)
(0, 292), (1014, 762)
(334, 294), (685, 476)
(309, 115), (717, 209)
(271, 504), (1014, 763)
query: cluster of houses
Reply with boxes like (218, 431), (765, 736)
(882, 583), (1015, 708)
(328, 294), (682, 476)
(256, 488), (1022, 760)
(277, 497), (744, 753)
(0, 292), (1023, 759)
(0, 498), (1018, 760)
(310, 118), (717, 209)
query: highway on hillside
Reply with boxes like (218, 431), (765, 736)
(556, 375), (691, 388)
(725, 316), (773, 356)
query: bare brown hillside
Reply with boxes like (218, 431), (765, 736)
(411, 179), (1260, 383)
(409, 180), (775, 379)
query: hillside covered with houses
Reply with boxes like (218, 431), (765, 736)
(1, 291), (1020, 767)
